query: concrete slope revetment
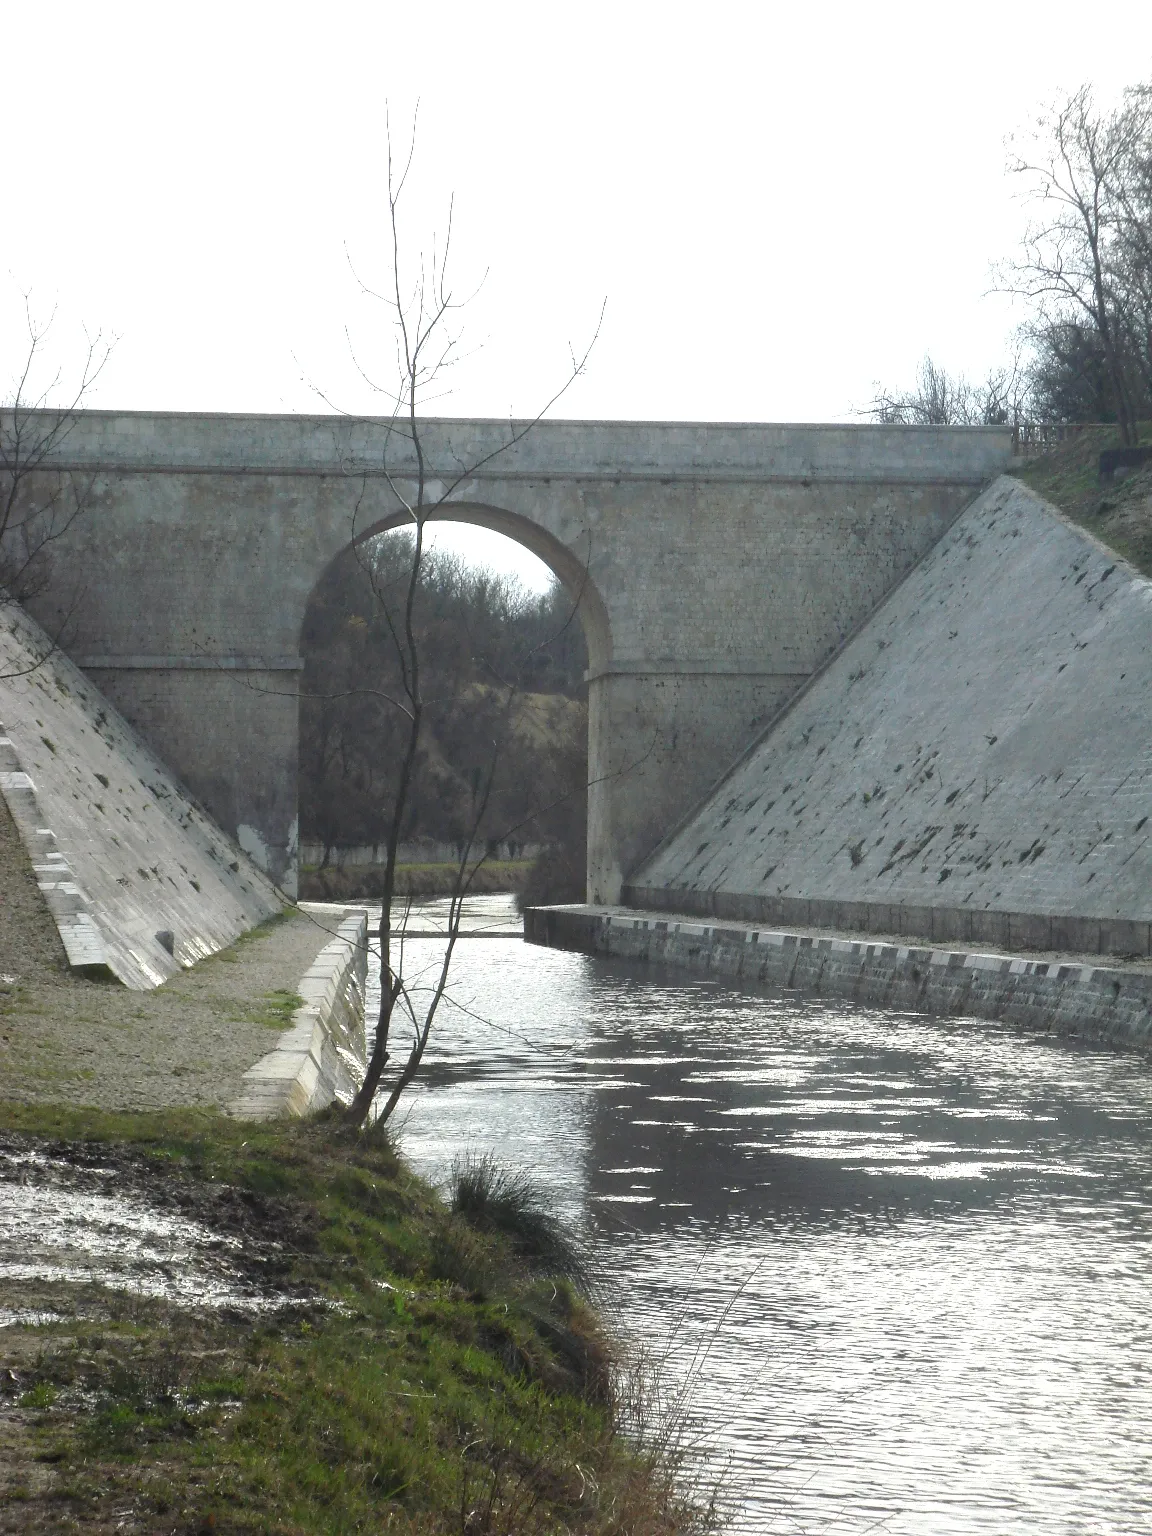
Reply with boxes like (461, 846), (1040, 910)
(629, 475), (1152, 958)
(0, 601), (283, 988)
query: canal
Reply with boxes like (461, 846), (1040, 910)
(376, 895), (1152, 1534)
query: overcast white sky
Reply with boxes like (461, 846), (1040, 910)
(5, 0), (1152, 587)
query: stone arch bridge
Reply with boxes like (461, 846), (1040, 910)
(14, 413), (1012, 898)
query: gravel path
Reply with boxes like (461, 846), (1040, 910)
(1, 797), (350, 1110)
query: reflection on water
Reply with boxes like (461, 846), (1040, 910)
(375, 896), (1152, 1534)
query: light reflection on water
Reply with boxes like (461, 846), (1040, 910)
(371, 896), (1152, 1534)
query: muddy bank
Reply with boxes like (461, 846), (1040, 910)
(0, 1107), (705, 1535)
(0, 1140), (315, 1350)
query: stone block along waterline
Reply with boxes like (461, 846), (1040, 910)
(524, 904), (1152, 1052)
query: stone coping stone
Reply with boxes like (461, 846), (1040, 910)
(525, 904), (1152, 1053)
(230, 908), (369, 1120)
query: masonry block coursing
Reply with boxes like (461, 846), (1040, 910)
(632, 477), (1152, 955)
(6, 411), (1012, 903)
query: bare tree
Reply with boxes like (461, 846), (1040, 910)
(868, 353), (1028, 427)
(998, 82), (1152, 443)
(336, 117), (602, 1129)
(1110, 84), (1152, 409)
(1, 297), (113, 664)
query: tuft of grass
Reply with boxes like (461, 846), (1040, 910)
(450, 1153), (593, 1294)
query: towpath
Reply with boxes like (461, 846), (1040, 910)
(0, 797), (349, 1111)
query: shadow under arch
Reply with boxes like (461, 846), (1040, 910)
(332, 500), (613, 677)
(297, 496), (610, 899)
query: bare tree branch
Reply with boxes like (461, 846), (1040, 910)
(340, 112), (604, 1128)
(1, 295), (115, 673)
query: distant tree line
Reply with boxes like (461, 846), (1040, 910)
(299, 531), (588, 893)
(873, 79), (1152, 440)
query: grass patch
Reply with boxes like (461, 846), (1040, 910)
(0, 980), (31, 1017)
(242, 988), (304, 1030)
(299, 861), (533, 902)
(0, 1104), (709, 1534)
(1010, 423), (1152, 577)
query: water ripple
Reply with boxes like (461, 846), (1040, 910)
(376, 897), (1152, 1534)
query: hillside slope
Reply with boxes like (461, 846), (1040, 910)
(1011, 425), (1152, 577)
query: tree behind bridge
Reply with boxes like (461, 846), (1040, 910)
(299, 532), (587, 868)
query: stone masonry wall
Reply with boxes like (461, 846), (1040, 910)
(632, 477), (1152, 955)
(6, 412), (1011, 900)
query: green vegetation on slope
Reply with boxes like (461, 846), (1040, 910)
(1009, 425), (1152, 578)
(298, 859), (535, 903)
(0, 1105), (707, 1535)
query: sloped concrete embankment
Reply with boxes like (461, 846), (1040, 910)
(0, 601), (282, 988)
(525, 906), (1152, 1051)
(629, 475), (1152, 958)
(231, 909), (369, 1119)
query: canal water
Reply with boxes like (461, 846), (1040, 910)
(372, 895), (1152, 1535)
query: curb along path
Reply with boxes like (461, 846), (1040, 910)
(231, 908), (369, 1120)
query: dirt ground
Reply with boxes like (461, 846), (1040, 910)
(0, 1123), (333, 1529)
(0, 795), (345, 1111)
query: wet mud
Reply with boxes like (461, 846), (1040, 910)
(0, 1133), (317, 1318)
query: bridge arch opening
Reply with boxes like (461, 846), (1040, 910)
(336, 501), (611, 674)
(297, 501), (610, 904)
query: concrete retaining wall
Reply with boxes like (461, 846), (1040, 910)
(0, 600), (283, 988)
(230, 909), (368, 1119)
(633, 477), (1152, 952)
(525, 904), (1152, 1052)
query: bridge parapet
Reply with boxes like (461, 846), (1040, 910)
(5, 409), (1011, 484)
